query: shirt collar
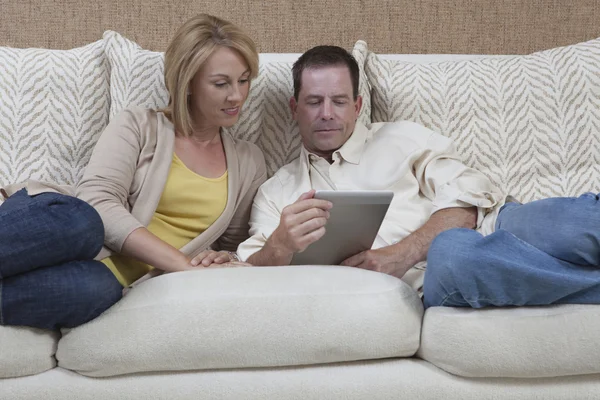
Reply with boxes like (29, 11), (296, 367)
(300, 122), (369, 165)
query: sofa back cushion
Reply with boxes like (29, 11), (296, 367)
(366, 39), (600, 202)
(103, 31), (371, 176)
(0, 41), (110, 187)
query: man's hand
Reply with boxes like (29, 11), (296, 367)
(207, 261), (252, 268)
(268, 189), (332, 254)
(248, 190), (332, 266)
(341, 207), (478, 279)
(341, 245), (414, 279)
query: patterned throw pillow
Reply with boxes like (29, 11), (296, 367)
(0, 41), (110, 186)
(103, 31), (371, 176)
(366, 39), (600, 202)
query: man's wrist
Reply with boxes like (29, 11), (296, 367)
(263, 235), (294, 265)
(225, 251), (240, 262)
(389, 240), (422, 275)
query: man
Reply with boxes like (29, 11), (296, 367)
(237, 45), (600, 309)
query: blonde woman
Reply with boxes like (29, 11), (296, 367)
(80, 13), (266, 288)
(0, 14), (266, 329)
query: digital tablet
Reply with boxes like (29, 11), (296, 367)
(290, 190), (394, 265)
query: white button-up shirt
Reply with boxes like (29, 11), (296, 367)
(238, 121), (506, 278)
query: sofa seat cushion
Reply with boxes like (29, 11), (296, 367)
(418, 304), (600, 378)
(0, 326), (59, 378)
(102, 31), (371, 177)
(0, 40), (110, 187)
(6, 361), (600, 400)
(56, 266), (423, 377)
(366, 37), (600, 202)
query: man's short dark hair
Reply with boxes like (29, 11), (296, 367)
(292, 45), (360, 100)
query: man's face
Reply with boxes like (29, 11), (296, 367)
(290, 66), (362, 160)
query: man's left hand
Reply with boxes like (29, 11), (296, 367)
(341, 246), (412, 279)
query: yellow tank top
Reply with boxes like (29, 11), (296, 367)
(102, 153), (228, 286)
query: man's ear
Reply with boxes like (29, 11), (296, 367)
(354, 95), (363, 118)
(289, 96), (298, 121)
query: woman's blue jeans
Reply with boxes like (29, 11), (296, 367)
(424, 193), (600, 308)
(0, 189), (122, 329)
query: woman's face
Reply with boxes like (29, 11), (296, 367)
(188, 46), (251, 132)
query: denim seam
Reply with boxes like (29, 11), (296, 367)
(440, 290), (460, 307)
(441, 290), (498, 307)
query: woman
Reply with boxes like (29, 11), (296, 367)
(0, 14), (266, 330)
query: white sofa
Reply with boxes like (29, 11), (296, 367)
(1, 31), (600, 399)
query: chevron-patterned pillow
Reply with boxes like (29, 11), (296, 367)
(366, 39), (600, 202)
(103, 31), (371, 176)
(0, 40), (110, 187)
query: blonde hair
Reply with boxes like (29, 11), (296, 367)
(161, 14), (259, 136)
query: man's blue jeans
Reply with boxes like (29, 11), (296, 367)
(0, 189), (122, 329)
(423, 193), (600, 308)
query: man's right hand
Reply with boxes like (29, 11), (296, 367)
(264, 190), (332, 262)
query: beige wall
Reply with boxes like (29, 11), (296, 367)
(2, 1), (600, 54)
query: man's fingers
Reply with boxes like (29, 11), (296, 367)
(298, 226), (326, 251)
(274, 191), (333, 255)
(294, 216), (329, 237)
(341, 251), (365, 267)
(226, 261), (252, 267)
(296, 190), (316, 202)
(190, 250), (211, 266)
(286, 198), (332, 215)
(292, 207), (330, 226)
(354, 253), (382, 272)
(212, 254), (231, 264)
(281, 200), (332, 232)
(358, 260), (376, 271)
(208, 261), (252, 268)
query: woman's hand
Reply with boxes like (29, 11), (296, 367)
(190, 250), (240, 267)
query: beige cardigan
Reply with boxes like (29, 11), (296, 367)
(3, 107), (267, 262)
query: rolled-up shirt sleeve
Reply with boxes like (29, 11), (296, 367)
(237, 177), (284, 262)
(414, 131), (506, 230)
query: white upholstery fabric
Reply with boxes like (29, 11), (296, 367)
(4, 362), (600, 400)
(379, 54), (510, 62)
(0, 326), (59, 378)
(57, 266), (423, 377)
(418, 304), (600, 378)
(261, 53), (508, 63)
(366, 38), (600, 202)
(0, 41), (110, 187)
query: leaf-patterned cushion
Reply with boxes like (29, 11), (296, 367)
(366, 39), (600, 201)
(0, 40), (110, 186)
